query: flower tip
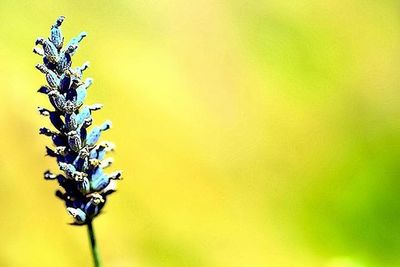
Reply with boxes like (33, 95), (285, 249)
(102, 120), (112, 130)
(37, 86), (50, 94)
(86, 78), (94, 86)
(103, 179), (117, 193)
(89, 103), (103, 111)
(109, 170), (123, 180)
(37, 107), (50, 116)
(44, 170), (57, 180)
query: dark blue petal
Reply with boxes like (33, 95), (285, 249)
(37, 86), (51, 94)
(43, 56), (57, 71)
(59, 73), (71, 94)
(52, 134), (67, 146)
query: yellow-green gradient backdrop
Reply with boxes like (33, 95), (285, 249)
(0, 1), (399, 266)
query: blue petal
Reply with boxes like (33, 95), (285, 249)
(86, 121), (112, 147)
(49, 16), (65, 50)
(90, 167), (110, 191)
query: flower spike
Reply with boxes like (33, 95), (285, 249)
(34, 16), (121, 225)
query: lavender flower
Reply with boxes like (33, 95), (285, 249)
(34, 16), (122, 226)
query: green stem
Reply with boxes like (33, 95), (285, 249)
(87, 220), (102, 267)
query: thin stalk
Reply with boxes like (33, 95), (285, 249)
(87, 221), (102, 267)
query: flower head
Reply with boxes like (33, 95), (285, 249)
(34, 16), (122, 225)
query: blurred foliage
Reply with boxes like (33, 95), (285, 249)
(0, 0), (399, 266)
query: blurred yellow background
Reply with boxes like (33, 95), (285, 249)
(0, 0), (399, 266)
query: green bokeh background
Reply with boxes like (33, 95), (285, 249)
(0, 1), (399, 266)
